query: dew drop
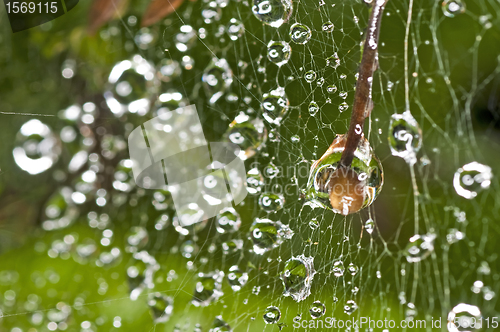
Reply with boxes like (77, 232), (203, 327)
(125, 227), (149, 253)
(338, 102), (349, 112)
(264, 162), (280, 178)
(263, 306), (281, 324)
(191, 271), (224, 307)
(261, 87), (289, 125)
(225, 116), (267, 160)
(227, 265), (248, 291)
(310, 301), (326, 318)
(326, 53), (340, 69)
(447, 303), (482, 331)
(304, 70), (317, 83)
(14, 119), (61, 175)
(365, 218), (374, 234)
(327, 84), (338, 94)
(246, 168), (264, 195)
(322, 21), (334, 32)
(216, 207), (241, 233)
(344, 300), (358, 315)
(289, 23), (312, 44)
(305, 134), (384, 215)
(308, 101), (320, 115)
(250, 218), (293, 254)
(442, 0), (465, 18)
(453, 162), (492, 199)
(347, 263), (359, 276)
(309, 218), (319, 229)
(227, 18), (245, 40)
(388, 110), (422, 165)
(404, 233), (436, 263)
(267, 40), (291, 67)
(280, 254), (316, 302)
(202, 58), (233, 104)
(148, 292), (173, 323)
(258, 192), (285, 212)
(251, 0), (293, 28)
(210, 315), (232, 331)
(291, 134), (300, 143)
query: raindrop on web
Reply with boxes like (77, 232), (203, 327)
(202, 58), (233, 104)
(365, 218), (374, 234)
(304, 70), (317, 83)
(289, 23), (312, 44)
(338, 102), (349, 112)
(261, 87), (289, 125)
(280, 254), (316, 302)
(344, 300), (358, 315)
(291, 134), (300, 143)
(453, 162), (492, 199)
(264, 162), (280, 178)
(326, 53), (340, 69)
(309, 218), (319, 229)
(442, 0), (466, 18)
(309, 101), (319, 115)
(191, 271), (224, 307)
(148, 292), (173, 323)
(250, 218), (293, 254)
(13, 119), (61, 175)
(215, 207), (241, 233)
(305, 134), (384, 215)
(447, 303), (482, 331)
(404, 233), (436, 263)
(309, 301), (326, 318)
(322, 21), (334, 33)
(259, 192), (285, 212)
(246, 168), (264, 194)
(267, 40), (292, 67)
(263, 306), (281, 324)
(125, 227), (149, 253)
(388, 110), (422, 166)
(210, 315), (232, 331)
(227, 265), (248, 291)
(172, 204), (207, 236)
(327, 84), (338, 94)
(332, 260), (344, 277)
(251, 0), (293, 28)
(227, 18), (245, 41)
(225, 114), (267, 160)
(347, 263), (359, 276)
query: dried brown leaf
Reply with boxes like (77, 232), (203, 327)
(141, 0), (185, 27)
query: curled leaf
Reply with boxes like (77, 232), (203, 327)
(141, 0), (186, 27)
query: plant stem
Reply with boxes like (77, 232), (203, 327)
(339, 0), (389, 168)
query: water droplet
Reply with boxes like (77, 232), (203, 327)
(202, 58), (233, 104)
(264, 162), (280, 178)
(447, 303), (482, 331)
(125, 227), (149, 253)
(210, 315), (232, 331)
(225, 116), (267, 160)
(246, 168), (264, 194)
(310, 301), (326, 318)
(267, 40), (291, 67)
(344, 300), (358, 315)
(291, 134), (300, 143)
(148, 292), (173, 323)
(347, 263), (359, 276)
(258, 192), (285, 212)
(326, 53), (340, 69)
(404, 233), (436, 263)
(304, 70), (317, 83)
(289, 23), (312, 44)
(388, 111), (422, 165)
(192, 271), (224, 307)
(453, 162), (492, 199)
(13, 120), (61, 175)
(338, 102), (349, 112)
(251, 0), (293, 28)
(250, 218), (293, 254)
(227, 18), (244, 40)
(442, 0), (465, 18)
(332, 260), (344, 277)
(262, 87), (289, 125)
(305, 134), (384, 215)
(322, 21), (334, 32)
(216, 207), (241, 233)
(446, 228), (464, 244)
(309, 218), (319, 229)
(104, 55), (157, 116)
(222, 239), (244, 254)
(281, 254), (316, 302)
(227, 265), (248, 291)
(263, 306), (281, 324)
(365, 218), (374, 234)
(309, 101), (319, 115)
(172, 204), (207, 236)
(327, 84), (337, 94)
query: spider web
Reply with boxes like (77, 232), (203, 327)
(1, 0), (500, 331)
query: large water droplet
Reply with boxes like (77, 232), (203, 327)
(227, 265), (248, 291)
(13, 119), (61, 175)
(310, 301), (326, 318)
(251, 0), (293, 28)
(308, 101), (319, 115)
(262, 87), (289, 125)
(447, 303), (482, 331)
(289, 23), (312, 44)
(267, 40), (291, 67)
(202, 58), (233, 104)
(216, 207), (241, 233)
(246, 168), (264, 195)
(442, 0), (465, 18)
(227, 18), (245, 40)
(388, 111), (422, 165)
(332, 260), (345, 277)
(192, 271), (224, 307)
(404, 233), (436, 263)
(258, 192), (285, 212)
(250, 218), (293, 254)
(280, 254), (316, 302)
(453, 162), (492, 199)
(305, 134), (384, 215)
(148, 292), (173, 323)
(225, 115), (267, 160)
(326, 53), (340, 69)
(104, 55), (157, 116)
(263, 306), (281, 324)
